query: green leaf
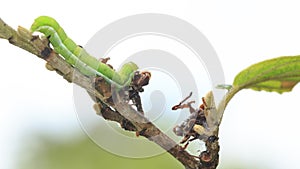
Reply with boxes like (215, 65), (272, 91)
(233, 56), (300, 93)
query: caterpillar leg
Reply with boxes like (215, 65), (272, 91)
(99, 57), (110, 64)
(99, 57), (114, 69)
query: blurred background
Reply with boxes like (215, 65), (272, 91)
(1, 1), (300, 169)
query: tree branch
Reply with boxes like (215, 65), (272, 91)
(0, 18), (219, 169)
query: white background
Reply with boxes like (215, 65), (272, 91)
(1, 1), (300, 169)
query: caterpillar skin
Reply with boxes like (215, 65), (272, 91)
(31, 16), (138, 87)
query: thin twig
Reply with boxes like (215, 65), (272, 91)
(0, 18), (209, 169)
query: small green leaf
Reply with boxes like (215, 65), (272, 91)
(233, 56), (300, 93)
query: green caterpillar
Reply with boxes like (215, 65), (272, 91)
(31, 16), (138, 88)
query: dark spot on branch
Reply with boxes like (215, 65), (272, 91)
(120, 119), (136, 131)
(8, 36), (14, 44)
(136, 128), (147, 137)
(207, 135), (218, 143)
(41, 47), (52, 59)
(30, 35), (39, 41)
(78, 45), (83, 48)
(200, 151), (213, 166)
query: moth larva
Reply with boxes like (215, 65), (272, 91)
(31, 16), (138, 87)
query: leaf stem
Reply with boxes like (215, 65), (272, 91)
(216, 86), (241, 128)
